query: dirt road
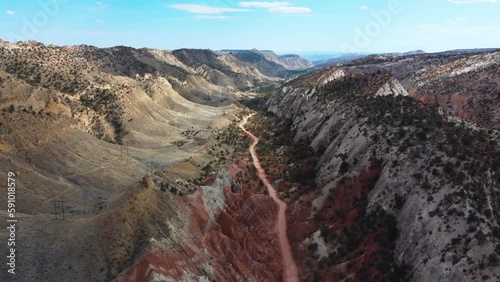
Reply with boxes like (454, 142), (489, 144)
(239, 114), (300, 282)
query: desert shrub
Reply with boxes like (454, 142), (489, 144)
(339, 161), (350, 174)
(488, 253), (499, 266)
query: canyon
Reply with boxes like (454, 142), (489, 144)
(0, 40), (499, 281)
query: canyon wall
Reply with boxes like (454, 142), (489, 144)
(264, 68), (500, 281)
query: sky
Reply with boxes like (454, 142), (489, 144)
(1, 0), (500, 54)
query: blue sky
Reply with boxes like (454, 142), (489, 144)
(1, 0), (499, 54)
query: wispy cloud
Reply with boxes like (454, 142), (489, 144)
(5, 10), (15, 15)
(360, 6), (369, 10)
(170, 4), (249, 14)
(239, 2), (312, 14)
(96, 2), (108, 8)
(96, 19), (104, 23)
(456, 17), (469, 21)
(448, 0), (498, 4)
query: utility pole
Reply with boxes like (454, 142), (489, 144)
(52, 197), (58, 220)
(60, 198), (65, 221)
(125, 145), (129, 168)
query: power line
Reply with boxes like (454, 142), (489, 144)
(52, 198), (66, 221)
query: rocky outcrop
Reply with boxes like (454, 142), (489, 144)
(117, 167), (284, 282)
(404, 51), (500, 130)
(343, 50), (500, 130)
(375, 78), (408, 96)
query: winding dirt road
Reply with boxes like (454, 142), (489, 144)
(239, 113), (300, 282)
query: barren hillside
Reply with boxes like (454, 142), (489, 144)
(0, 40), (302, 281)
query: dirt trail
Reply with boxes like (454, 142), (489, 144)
(239, 114), (300, 282)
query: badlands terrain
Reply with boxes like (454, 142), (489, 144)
(0, 40), (499, 282)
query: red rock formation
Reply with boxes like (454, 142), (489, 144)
(117, 172), (284, 282)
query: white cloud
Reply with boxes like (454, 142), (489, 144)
(360, 6), (369, 10)
(170, 4), (249, 14)
(5, 10), (15, 15)
(448, 0), (497, 4)
(239, 2), (312, 14)
(96, 2), (108, 8)
(456, 17), (469, 20)
(96, 19), (104, 23)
